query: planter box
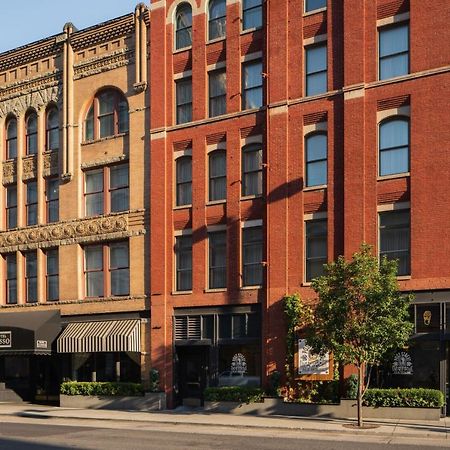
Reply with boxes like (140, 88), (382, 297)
(205, 397), (441, 421)
(60, 392), (166, 411)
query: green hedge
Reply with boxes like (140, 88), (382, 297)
(60, 381), (143, 397)
(204, 387), (264, 404)
(363, 388), (444, 408)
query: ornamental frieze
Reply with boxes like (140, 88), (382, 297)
(22, 155), (37, 181)
(73, 50), (133, 80)
(0, 213), (138, 253)
(0, 83), (62, 118)
(43, 151), (59, 177)
(2, 160), (17, 184)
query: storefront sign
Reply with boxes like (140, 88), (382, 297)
(392, 352), (413, 375)
(36, 340), (48, 349)
(298, 339), (329, 375)
(230, 353), (247, 374)
(0, 331), (12, 348)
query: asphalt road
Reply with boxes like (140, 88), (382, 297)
(0, 419), (449, 450)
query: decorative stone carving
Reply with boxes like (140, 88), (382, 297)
(0, 213), (134, 253)
(2, 160), (17, 185)
(0, 84), (62, 117)
(73, 50), (133, 80)
(81, 154), (127, 170)
(43, 151), (59, 177)
(22, 155), (37, 180)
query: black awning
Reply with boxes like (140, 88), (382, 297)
(0, 310), (61, 355)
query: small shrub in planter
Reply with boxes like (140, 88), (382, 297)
(204, 387), (264, 404)
(60, 381), (144, 397)
(363, 388), (444, 408)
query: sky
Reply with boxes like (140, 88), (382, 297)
(0, 0), (142, 54)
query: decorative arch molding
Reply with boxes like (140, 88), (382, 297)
(166, 0), (203, 25)
(0, 84), (62, 118)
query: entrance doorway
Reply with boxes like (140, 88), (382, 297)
(176, 346), (210, 406)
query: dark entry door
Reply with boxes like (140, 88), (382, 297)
(176, 346), (209, 405)
(32, 356), (60, 405)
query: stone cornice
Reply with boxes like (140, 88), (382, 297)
(0, 212), (145, 253)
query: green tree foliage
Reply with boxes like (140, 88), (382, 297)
(307, 244), (414, 426)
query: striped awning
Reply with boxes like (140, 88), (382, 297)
(57, 319), (140, 353)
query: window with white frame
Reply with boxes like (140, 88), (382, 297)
(176, 156), (192, 206)
(379, 23), (409, 80)
(379, 117), (409, 176)
(209, 0), (226, 40)
(305, 219), (327, 281)
(209, 69), (227, 117)
(175, 3), (193, 50)
(209, 230), (227, 289)
(305, 43), (327, 96)
(379, 209), (410, 276)
(243, 0), (262, 30)
(305, 0), (326, 13)
(176, 78), (193, 124)
(242, 143), (263, 197)
(209, 150), (226, 201)
(242, 60), (263, 110)
(305, 132), (327, 187)
(175, 235), (193, 291)
(242, 225), (263, 286)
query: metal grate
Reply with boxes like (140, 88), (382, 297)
(175, 316), (201, 340)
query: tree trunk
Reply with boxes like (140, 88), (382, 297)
(357, 363), (364, 427)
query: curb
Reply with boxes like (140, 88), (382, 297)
(8, 410), (448, 441)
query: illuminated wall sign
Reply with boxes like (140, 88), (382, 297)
(298, 339), (330, 375)
(0, 331), (12, 348)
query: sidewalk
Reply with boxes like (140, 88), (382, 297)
(0, 402), (449, 441)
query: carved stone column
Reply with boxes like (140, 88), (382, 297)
(133, 3), (148, 92)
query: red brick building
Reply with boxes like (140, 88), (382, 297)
(147, 0), (450, 408)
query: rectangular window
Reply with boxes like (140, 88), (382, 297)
(209, 150), (226, 201)
(110, 165), (129, 212)
(5, 254), (17, 305)
(6, 185), (17, 230)
(243, 0), (262, 30)
(379, 23), (409, 80)
(305, 133), (327, 187)
(85, 170), (104, 217)
(46, 249), (59, 301)
(242, 60), (263, 110)
(242, 226), (263, 286)
(305, 0), (326, 12)
(98, 91), (115, 138)
(176, 78), (193, 124)
(85, 165), (129, 216)
(209, 230), (227, 289)
(306, 43), (327, 96)
(242, 144), (263, 197)
(176, 156), (192, 206)
(84, 242), (129, 298)
(46, 178), (59, 223)
(305, 219), (327, 281)
(209, 70), (227, 117)
(25, 251), (37, 303)
(175, 235), (192, 291)
(379, 209), (410, 276)
(26, 181), (38, 226)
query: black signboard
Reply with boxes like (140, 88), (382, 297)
(416, 304), (440, 333)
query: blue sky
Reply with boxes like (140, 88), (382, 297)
(0, 0), (141, 54)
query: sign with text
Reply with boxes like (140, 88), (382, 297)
(0, 331), (12, 348)
(298, 339), (330, 376)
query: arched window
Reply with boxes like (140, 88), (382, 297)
(46, 106), (59, 151)
(209, 0), (226, 40)
(26, 112), (38, 155)
(84, 89), (129, 141)
(305, 132), (327, 187)
(5, 117), (17, 159)
(175, 3), (192, 50)
(242, 143), (262, 197)
(209, 150), (226, 201)
(379, 117), (409, 176)
(176, 156), (192, 206)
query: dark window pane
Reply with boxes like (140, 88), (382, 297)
(176, 156), (192, 206)
(202, 316), (214, 339)
(242, 61), (263, 109)
(306, 133), (327, 187)
(243, 0), (262, 30)
(242, 226), (263, 286)
(209, 231), (227, 289)
(85, 105), (94, 141)
(176, 4), (192, 49)
(305, 0), (326, 12)
(306, 219), (327, 281)
(209, 70), (227, 117)
(86, 272), (104, 297)
(232, 315), (246, 338)
(242, 145), (263, 196)
(209, 151), (226, 201)
(209, 0), (226, 40)
(379, 24), (409, 80)
(111, 268), (129, 296)
(176, 235), (192, 291)
(306, 44), (327, 96)
(219, 315), (232, 339)
(176, 79), (193, 124)
(379, 119), (409, 176)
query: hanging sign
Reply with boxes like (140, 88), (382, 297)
(0, 331), (12, 348)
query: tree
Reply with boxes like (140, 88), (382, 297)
(307, 244), (414, 427)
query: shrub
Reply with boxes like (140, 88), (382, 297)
(204, 387), (264, 404)
(344, 374), (358, 400)
(60, 381), (143, 397)
(363, 388), (444, 408)
(149, 369), (160, 393)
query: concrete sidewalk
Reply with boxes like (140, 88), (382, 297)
(0, 402), (449, 441)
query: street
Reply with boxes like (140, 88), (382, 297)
(0, 416), (448, 450)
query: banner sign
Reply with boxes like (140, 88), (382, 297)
(298, 339), (330, 375)
(0, 331), (12, 348)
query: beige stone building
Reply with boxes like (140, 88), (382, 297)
(0, 5), (150, 403)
